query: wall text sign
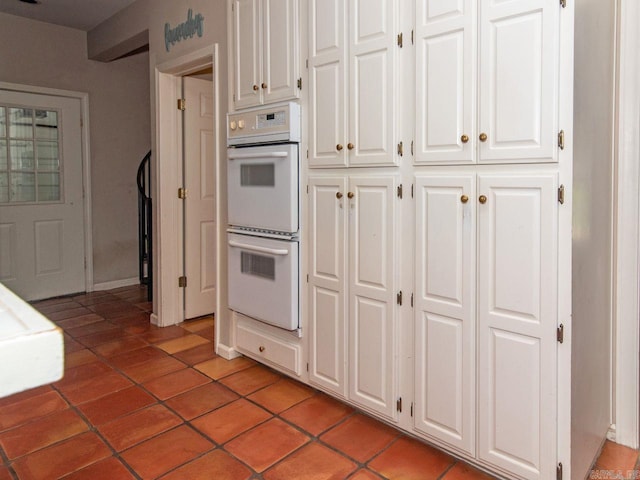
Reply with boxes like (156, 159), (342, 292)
(165, 9), (205, 52)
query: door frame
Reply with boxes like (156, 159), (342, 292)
(0, 82), (93, 294)
(613, 0), (640, 449)
(152, 45), (223, 331)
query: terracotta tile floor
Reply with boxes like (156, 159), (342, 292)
(0, 285), (637, 479)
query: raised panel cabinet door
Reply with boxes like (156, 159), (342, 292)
(308, 176), (348, 397)
(348, 175), (398, 420)
(477, 173), (558, 479)
(349, 0), (398, 166)
(415, 0), (475, 164)
(308, 0), (348, 167)
(233, 0), (262, 109)
(262, 0), (299, 104)
(414, 174), (475, 454)
(479, 0), (559, 163)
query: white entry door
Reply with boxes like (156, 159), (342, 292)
(183, 77), (216, 319)
(0, 90), (85, 301)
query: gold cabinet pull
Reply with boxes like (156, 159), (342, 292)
(336, 192), (343, 199)
(461, 195), (469, 204)
(347, 192), (354, 199)
(461, 134), (469, 144)
(336, 144), (344, 151)
(479, 133), (488, 142)
(479, 195), (487, 204)
(259, 346), (265, 352)
(347, 143), (355, 150)
(261, 83), (267, 89)
(253, 85), (259, 91)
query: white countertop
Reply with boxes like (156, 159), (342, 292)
(0, 283), (64, 398)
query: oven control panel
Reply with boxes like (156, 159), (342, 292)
(227, 102), (300, 146)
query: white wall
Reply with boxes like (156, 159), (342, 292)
(0, 13), (151, 286)
(572, 1), (616, 477)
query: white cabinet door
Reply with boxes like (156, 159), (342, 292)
(262, 0), (299, 104)
(477, 173), (558, 479)
(348, 175), (398, 420)
(415, 0), (475, 164)
(308, 0), (348, 167)
(309, 0), (398, 167)
(479, 0), (559, 163)
(414, 174), (475, 454)
(308, 176), (348, 397)
(232, 0), (261, 109)
(349, 0), (397, 166)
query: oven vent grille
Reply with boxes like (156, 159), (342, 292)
(241, 252), (276, 280)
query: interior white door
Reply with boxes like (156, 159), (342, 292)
(414, 174), (475, 454)
(183, 77), (216, 319)
(477, 173), (558, 479)
(348, 175), (397, 420)
(308, 175), (348, 398)
(0, 90), (85, 301)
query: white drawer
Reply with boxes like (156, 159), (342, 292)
(235, 319), (302, 376)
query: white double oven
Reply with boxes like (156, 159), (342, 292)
(226, 103), (301, 331)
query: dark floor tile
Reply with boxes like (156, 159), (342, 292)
(11, 432), (111, 480)
(142, 368), (210, 400)
(107, 346), (168, 369)
(0, 466), (12, 480)
(138, 325), (190, 344)
(159, 449), (251, 480)
(92, 336), (148, 358)
(37, 301), (82, 315)
(44, 306), (92, 321)
(121, 356), (187, 383)
(76, 327), (128, 347)
(88, 300), (134, 316)
(121, 425), (213, 480)
(0, 386), (52, 409)
(165, 383), (239, 420)
(281, 393), (353, 436)
(61, 371), (132, 405)
(98, 404), (182, 451)
(66, 321), (120, 339)
(0, 408), (88, 459)
(54, 362), (113, 393)
(218, 365), (281, 396)
(76, 386), (156, 425)
(247, 378), (315, 414)
(172, 343), (218, 365)
(191, 399), (272, 444)
(60, 457), (136, 479)
(264, 442), (357, 480)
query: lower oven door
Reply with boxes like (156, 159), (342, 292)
(227, 233), (299, 330)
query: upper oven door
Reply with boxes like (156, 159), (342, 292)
(227, 143), (299, 233)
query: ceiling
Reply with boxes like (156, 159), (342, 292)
(0, 0), (137, 31)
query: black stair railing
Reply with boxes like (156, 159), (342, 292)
(137, 150), (153, 302)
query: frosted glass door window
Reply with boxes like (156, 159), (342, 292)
(0, 105), (61, 204)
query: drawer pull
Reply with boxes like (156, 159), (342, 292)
(259, 346), (265, 352)
(228, 241), (289, 256)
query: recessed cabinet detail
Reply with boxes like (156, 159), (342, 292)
(231, 0), (300, 109)
(415, 0), (560, 164)
(308, 0), (398, 167)
(308, 175), (399, 421)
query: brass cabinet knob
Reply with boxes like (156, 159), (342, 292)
(259, 346), (265, 352)
(479, 195), (487, 204)
(347, 143), (355, 150)
(253, 85), (259, 91)
(336, 144), (344, 151)
(461, 195), (469, 204)
(479, 133), (488, 142)
(336, 192), (343, 199)
(347, 192), (355, 199)
(461, 134), (469, 144)
(261, 83), (267, 89)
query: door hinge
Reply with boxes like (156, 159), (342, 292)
(411, 140), (414, 156)
(397, 184), (403, 199)
(297, 77), (303, 90)
(397, 291), (403, 306)
(411, 293), (414, 307)
(178, 276), (187, 288)
(558, 130), (565, 150)
(558, 185), (565, 205)
(177, 98), (186, 111)
(178, 187), (187, 199)
(306, 362), (309, 372)
(411, 184), (414, 198)
(557, 462), (563, 480)
(306, 274), (309, 283)
(397, 141), (404, 157)
(410, 402), (414, 417)
(305, 59), (309, 69)
(557, 324), (564, 344)
(306, 184), (309, 194)
(397, 32), (403, 48)
(560, 0), (566, 8)
(411, 30), (414, 45)
(396, 397), (402, 412)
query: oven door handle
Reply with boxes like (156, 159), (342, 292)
(228, 240), (289, 256)
(228, 151), (288, 160)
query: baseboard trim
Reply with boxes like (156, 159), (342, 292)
(93, 277), (140, 292)
(217, 343), (241, 360)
